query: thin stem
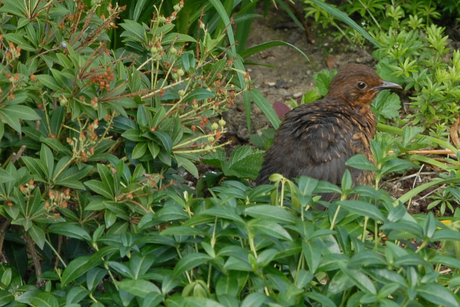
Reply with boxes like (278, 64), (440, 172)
(362, 216), (369, 242)
(45, 237), (67, 268)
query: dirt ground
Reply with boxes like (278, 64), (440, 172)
(222, 2), (445, 215)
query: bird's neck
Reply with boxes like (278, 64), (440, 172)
(354, 104), (376, 138)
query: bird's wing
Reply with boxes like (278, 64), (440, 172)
(256, 100), (369, 185)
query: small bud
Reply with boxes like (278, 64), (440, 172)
(208, 136), (215, 142)
(219, 118), (226, 127)
(211, 122), (219, 131)
(169, 46), (177, 54)
(177, 68), (184, 77)
(178, 89), (185, 97)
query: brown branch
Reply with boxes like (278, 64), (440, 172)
(24, 231), (42, 279)
(0, 218), (11, 260)
(283, 0), (315, 43)
(54, 235), (63, 269)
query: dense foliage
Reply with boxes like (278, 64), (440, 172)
(0, 0), (460, 307)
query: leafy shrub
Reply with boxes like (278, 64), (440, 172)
(1, 0), (460, 306)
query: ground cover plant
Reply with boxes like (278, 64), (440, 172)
(0, 0), (460, 306)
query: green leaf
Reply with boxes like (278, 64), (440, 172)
(345, 154), (379, 171)
(35, 74), (62, 91)
(117, 279), (161, 298)
(0, 121), (4, 141)
(28, 224), (46, 249)
(29, 292), (59, 307)
(0, 168), (15, 183)
(200, 206), (245, 225)
(153, 131), (173, 153)
(302, 241), (321, 274)
(244, 205), (296, 224)
(222, 146), (263, 180)
(84, 180), (113, 199)
(122, 129), (144, 142)
(381, 158), (417, 175)
(119, 20), (146, 43)
(432, 229), (460, 241)
(402, 126), (423, 147)
(246, 89), (280, 129)
(65, 286), (90, 305)
(423, 212), (436, 239)
(61, 256), (92, 287)
(248, 219), (292, 241)
(183, 88), (215, 103)
(172, 253), (212, 278)
(304, 292), (337, 307)
(417, 284), (459, 307)
(40, 145), (54, 179)
(143, 292), (163, 307)
(132, 142), (148, 159)
(49, 224), (92, 242)
(175, 155), (199, 179)
(201, 148), (226, 169)
(1, 106), (40, 121)
(313, 69), (336, 96)
(56, 53), (73, 69)
(241, 292), (267, 307)
(337, 261), (376, 295)
(182, 52), (196, 73)
(40, 137), (72, 155)
(372, 90), (401, 121)
(0, 109), (21, 133)
(163, 33), (197, 45)
(337, 200), (386, 221)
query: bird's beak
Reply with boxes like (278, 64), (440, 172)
(376, 80), (402, 90)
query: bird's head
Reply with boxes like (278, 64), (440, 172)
(325, 64), (402, 107)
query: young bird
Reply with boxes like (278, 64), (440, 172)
(256, 64), (402, 197)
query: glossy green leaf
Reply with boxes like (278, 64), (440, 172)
(117, 279), (161, 298)
(172, 253), (212, 278)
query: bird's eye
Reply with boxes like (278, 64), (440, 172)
(357, 82), (366, 89)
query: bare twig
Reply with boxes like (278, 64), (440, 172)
(0, 218), (11, 260)
(24, 231), (42, 279)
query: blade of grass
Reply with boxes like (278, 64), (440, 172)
(247, 89), (281, 129)
(239, 40), (309, 61)
(308, 0), (379, 47)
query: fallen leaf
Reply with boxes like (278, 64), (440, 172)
(326, 55), (338, 68)
(450, 117), (460, 146)
(273, 101), (291, 119)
